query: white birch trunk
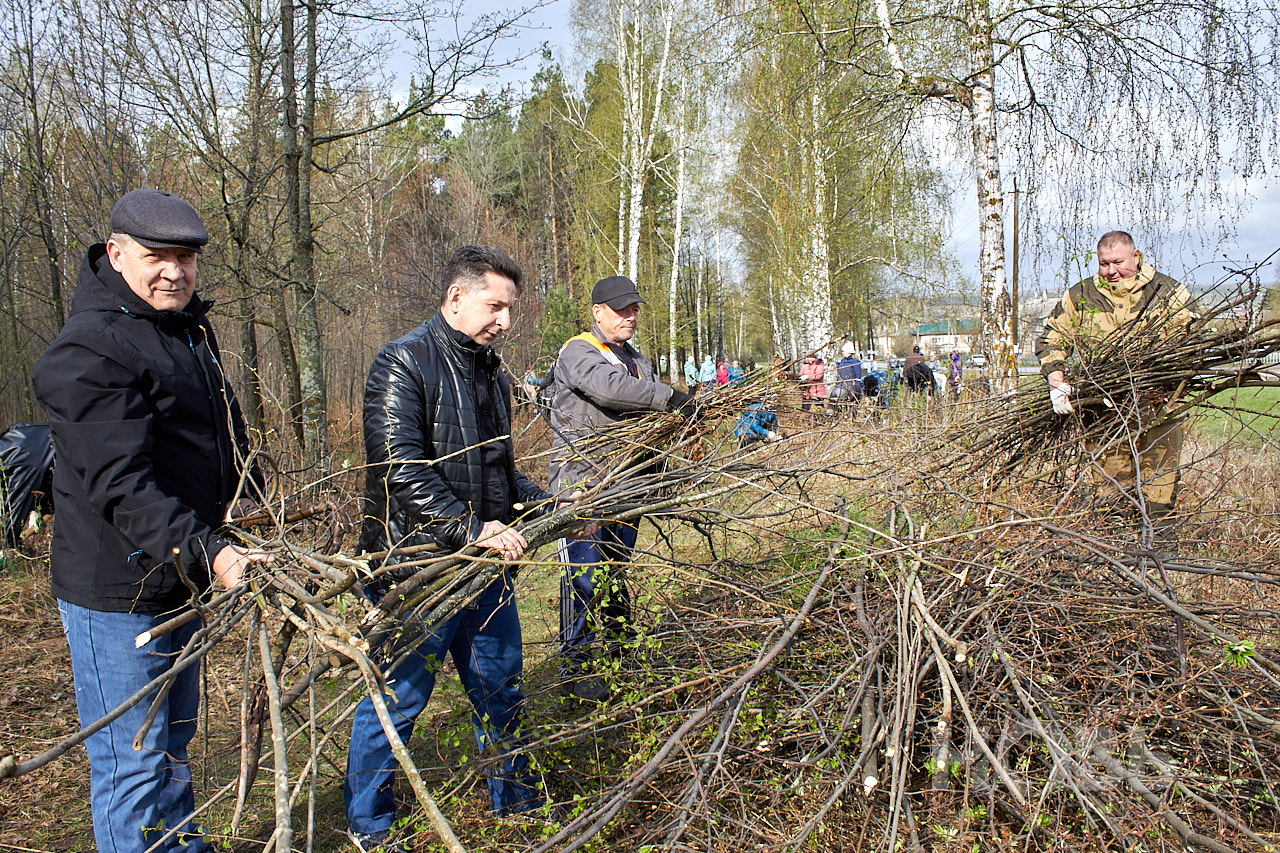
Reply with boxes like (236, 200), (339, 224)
(800, 81), (834, 368)
(695, 257), (704, 359)
(877, 0), (1012, 387)
(714, 230), (723, 359)
(618, 0), (677, 283)
(768, 274), (781, 354)
(667, 81), (688, 384)
(624, 12), (644, 282)
(616, 161), (628, 275)
(968, 0), (1013, 389)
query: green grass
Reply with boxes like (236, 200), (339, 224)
(1191, 384), (1280, 442)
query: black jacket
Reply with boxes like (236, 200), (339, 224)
(32, 244), (254, 613)
(360, 312), (550, 567)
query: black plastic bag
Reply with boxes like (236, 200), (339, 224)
(1, 422), (54, 546)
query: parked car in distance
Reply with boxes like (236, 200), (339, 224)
(969, 353), (987, 368)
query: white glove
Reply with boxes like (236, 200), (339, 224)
(766, 430), (780, 441)
(1049, 382), (1073, 415)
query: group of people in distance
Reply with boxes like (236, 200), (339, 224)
(682, 354), (746, 392)
(790, 342), (892, 416)
(33, 185), (1188, 853)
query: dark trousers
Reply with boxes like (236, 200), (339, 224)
(558, 522), (639, 673)
(345, 572), (540, 832)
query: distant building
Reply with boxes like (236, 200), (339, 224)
(1020, 293), (1061, 353)
(871, 329), (897, 358)
(912, 318), (980, 354)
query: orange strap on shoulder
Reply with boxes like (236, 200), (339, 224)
(564, 331), (611, 355)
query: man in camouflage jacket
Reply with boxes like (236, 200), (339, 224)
(1035, 230), (1196, 515)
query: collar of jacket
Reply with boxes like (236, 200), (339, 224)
(589, 323), (638, 355)
(427, 310), (501, 374)
(1095, 261), (1156, 300)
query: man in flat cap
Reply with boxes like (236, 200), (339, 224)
(32, 188), (268, 853)
(547, 275), (693, 701)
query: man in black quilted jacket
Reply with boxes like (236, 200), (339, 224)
(345, 246), (551, 849)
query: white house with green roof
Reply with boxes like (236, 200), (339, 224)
(912, 318), (980, 355)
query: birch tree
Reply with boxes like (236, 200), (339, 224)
(732, 36), (833, 357)
(614, 0), (678, 281)
(569, 0), (730, 371)
(868, 0), (1279, 384)
(798, 67), (834, 357)
(571, 0), (703, 290)
(732, 1), (948, 361)
(666, 78), (689, 382)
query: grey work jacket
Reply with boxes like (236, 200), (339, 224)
(547, 325), (672, 495)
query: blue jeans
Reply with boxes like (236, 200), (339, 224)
(345, 572), (540, 832)
(57, 599), (209, 853)
(558, 522), (639, 673)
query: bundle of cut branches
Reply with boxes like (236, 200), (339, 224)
(523, 489), (1280, 853)
(354, 358), (851, 668)
(539, 345), (836, 496)
(0, 376), (841, 852)
(946, 283), (1280, 481)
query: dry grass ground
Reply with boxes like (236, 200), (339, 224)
(0, 550), (88, 851)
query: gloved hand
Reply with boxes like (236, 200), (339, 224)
(1049, 382), (1073, 415)
(766, 430), (780, 441)
(668, 388), (697, 415)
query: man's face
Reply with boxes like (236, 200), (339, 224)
(107, 237), (198, 312)
(1096, 242), (1140, 283)
(593, 301), (639, 345)
(443, 271), (517, 345)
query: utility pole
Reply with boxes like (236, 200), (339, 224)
(1011, 177), (1020, 358)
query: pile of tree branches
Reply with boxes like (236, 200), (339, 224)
(4, 330), (1280, 853)
(554, 491), (1280, 851)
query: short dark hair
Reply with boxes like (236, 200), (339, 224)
(1097, 230), (1135, 253)
(441, 245), (524, 302)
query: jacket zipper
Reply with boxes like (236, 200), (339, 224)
(187, 327), (231, 507)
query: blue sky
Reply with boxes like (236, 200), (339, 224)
(397, 0), (1279, 292)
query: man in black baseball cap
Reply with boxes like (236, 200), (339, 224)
(590, 274), (645, 311)
(546, 274), (693, 701)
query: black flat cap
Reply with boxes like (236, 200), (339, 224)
(109, 189), (209, 253)
(591, 275), (645, 310)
